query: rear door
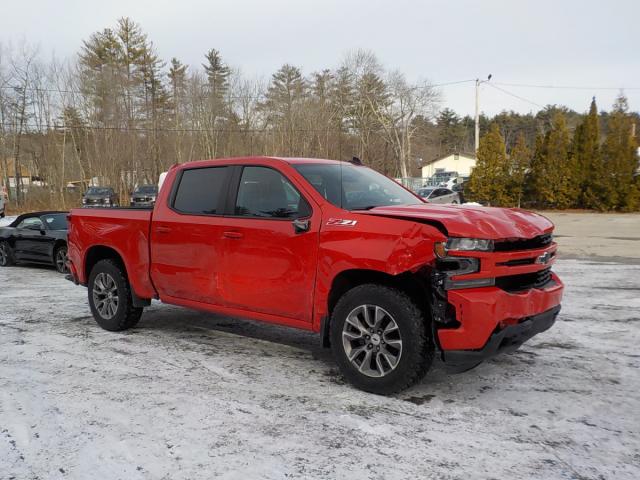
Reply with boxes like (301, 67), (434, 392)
(218, 165), (320, 323)
(150, 165), (232, 304)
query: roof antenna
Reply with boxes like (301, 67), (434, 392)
(350, 156), (363, 166)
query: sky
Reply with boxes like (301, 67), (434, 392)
(1, 0), (638, 117)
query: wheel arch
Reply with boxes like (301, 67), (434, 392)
(322, 267), (432, 347)
(52, 239), (67, 258)
(84, 245), (126, 281)
(84, 245), (151, 307)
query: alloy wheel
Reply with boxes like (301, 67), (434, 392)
(92, 272), (119, 319)
(341, 304), (403, 378)
(0, 243), (7, 266)
(56, 249), (68, 273)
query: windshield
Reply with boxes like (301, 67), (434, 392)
(135, 185), (157, 194)
(294, 163), (422, 210)
(41, 213), (68, 230)
(86, 187), (112, 195)
(417, 188), (434, 197)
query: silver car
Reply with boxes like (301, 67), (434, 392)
(417, 187), (461, 204)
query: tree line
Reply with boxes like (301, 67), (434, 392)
(0, 17), (638, 211)
(468, 96), (640, 211)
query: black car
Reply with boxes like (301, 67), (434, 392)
(130, 184), (158, 207)
(0, 211), (69, 273)
(82, 186), (118, 207)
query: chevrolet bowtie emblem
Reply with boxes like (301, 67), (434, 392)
(536, 252), (551, 264)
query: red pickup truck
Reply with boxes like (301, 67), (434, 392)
(67, 157), (563, 394)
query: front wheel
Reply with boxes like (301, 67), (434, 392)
(88, 259), (143, 331)
(330, 284), (433, 394)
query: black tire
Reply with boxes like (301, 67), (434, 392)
(88, 259), (143, 331)
(54, 245), (68, 274)
(330, 284), (433, 395)
(0, 241), (15, 267)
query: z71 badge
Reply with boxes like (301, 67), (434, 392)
(326, 218), (358, 226)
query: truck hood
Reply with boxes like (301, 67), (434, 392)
(359, 204), (554, 240)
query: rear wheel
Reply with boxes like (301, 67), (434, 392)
(88, 259), (143, 331)
(0, 241), (15, 267)
(54, 245), (68, 274)
(330, 284), (433, 394)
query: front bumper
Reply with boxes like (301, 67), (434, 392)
(442, 305), (560, 371)
(433, 269), (563, 370)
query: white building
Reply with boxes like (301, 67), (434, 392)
(421, 153), (476, 178)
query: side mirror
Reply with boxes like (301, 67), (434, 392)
(292, 218), (310, 234)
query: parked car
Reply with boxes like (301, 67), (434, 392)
(0, 193), (6, 218)
(82, 187), (118, 207)
(130, 185), (158, 207)
(67, 157), (563, 394)
(0, 211), (69, 273)
(417, 187), (460, 204)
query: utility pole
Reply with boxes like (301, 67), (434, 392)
(475, 74), (492, 155)
(474, 79), (480, 154)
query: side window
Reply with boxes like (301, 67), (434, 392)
(173, 166), (228, 215)
(17, 217), (44, 229)
(235, 166), (311, 219)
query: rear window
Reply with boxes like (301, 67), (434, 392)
(173, 167), (228, 214)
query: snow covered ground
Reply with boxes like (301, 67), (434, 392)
(1, 259), (639, 479)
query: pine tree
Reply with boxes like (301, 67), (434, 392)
(509, 133), (531, 207)
(203, 49), (230, 101)
(602, 94), (640, 210)
(467, 124), (512, 206)
(262, 64), (307, 120)
(168, 58), (188, 117)
(436, 108), (464, 155)
(527, 112), (576, 208)
(525, 133), (547, 207)
(572, 98), (605, 209)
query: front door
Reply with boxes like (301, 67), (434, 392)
(150, 165), (231, 304)
(14, 217), (46, 261)
(218, 166), (320, 323)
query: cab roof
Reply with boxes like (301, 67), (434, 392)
(173, 156), (347, 170)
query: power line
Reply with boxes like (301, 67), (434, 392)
(431, 79), (475, 87)
(486, 83), (545, 109)
(0, 79), (473, 98)
(493, 82), (640, 91)
(0, 121), (399, 134)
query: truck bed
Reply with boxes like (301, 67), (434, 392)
(68, 207), (157, 299)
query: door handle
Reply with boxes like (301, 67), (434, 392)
(222, 231), (243, 239)
(155, 226), (171, 234)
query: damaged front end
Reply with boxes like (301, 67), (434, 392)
(429, 235), (564, 372)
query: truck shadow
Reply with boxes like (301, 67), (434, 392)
(136, 303), (334, 363)
(130, 302), (502, 394)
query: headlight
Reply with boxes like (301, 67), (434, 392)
(446, 238), (493, 252)
(82, 198), (87, 204)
